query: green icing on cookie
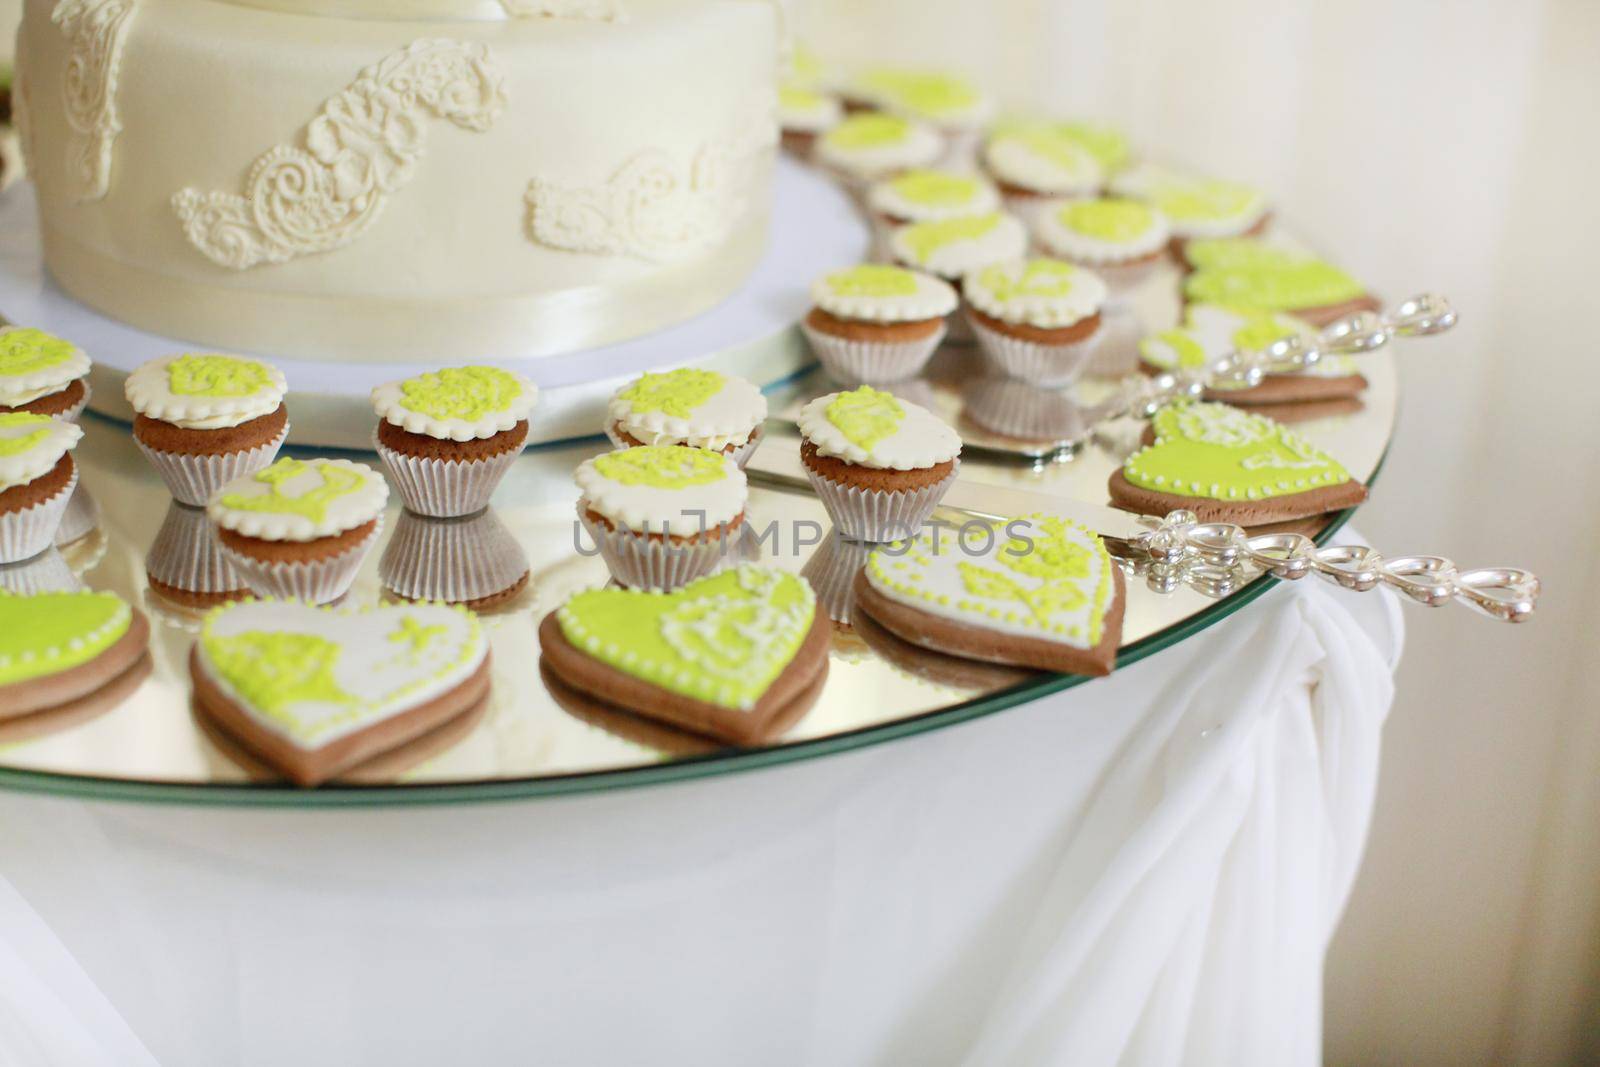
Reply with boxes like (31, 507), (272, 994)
(167, 354), (276, 399)
(1226, 310), (1305, 353)
(826, 264), (919, 299)
(217, 458), (367, 523)
(1184, 238), (1302, 271)
(886, 169), (983, 208)
(0, 412), (54, 456)
(0, 591), (133, 688)
(1140, 328), (1210, 370)
(826, 113), (914, 150)
(203, 630), (355, 717)
(400, 366), (524, 422)
(857, 69), (981, 118)
(617, 369), (725, 420)
(898, 213), (1002, 262)
(826, 386), (904, 451)
(1056, 121), (1130, 172)
(1125, 401), (1352, 501)
(0, 328), (79, 378)
(998, 126), (1098, 174)
(1185, 261), (1365, 312)
(1154, 180), (1262, 223)
(778, 84), (826, 112)
(975, 259), (1081, 303)
(1056, 199), (1154, 242)
(556, 565), (815, 711)
(389, 614), (448, 656)
(593, 445), (728, 489)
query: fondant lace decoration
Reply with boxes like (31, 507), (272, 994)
(500, 0), (626, 19)
(172, 39), (506, 271)
(52, 0), (137, 202)
(524, 106), (776, 262)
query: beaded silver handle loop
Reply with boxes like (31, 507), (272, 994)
(1109, 510), (1538, 623)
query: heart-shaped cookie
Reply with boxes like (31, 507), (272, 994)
(1182, 239), (1379, 326)
(1108, 399), (1367, 525)
(0, 590), (150, 720)
(190, 599), (490, 786)
(539, 564), (829, 745)
(853, 513), (1124, 676)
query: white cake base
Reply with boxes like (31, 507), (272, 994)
(0, 157), (866, 449)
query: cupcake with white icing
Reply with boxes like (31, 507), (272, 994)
(964, 258), (1109, 386)
(0, 413), (83, 563)
(982, 124), (1104, 224)
(869, 169), (1001, 227)
(815, 113), (944, 189)
(797, 385), (961, 542)
(575, 445), (748, 590)
(778, 84), (843, 158)
(1035, 197), (1171, 295)
(0, 327), (92, 422)
(605, 368), (768, 468)
(208, 457), (388, 604)
(370, 365), (537, 518)
(1111, 165), (1270, 257)
(125, 353), (289, 506)
(802, 264), (958, 385)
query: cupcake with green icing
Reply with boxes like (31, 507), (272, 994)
(604, 367), (768, 468)
(1181, 238), (1379, 327)
(125, 353), (290, 507)
(982, 124), (1105, 224)
(797, 385), (961, 542)
(208, 456), (389, 604)
(1112, 164), (1270, 256)
(815, 113), (944, 189)
(778, 83), (843, 158)
(576, 444), (748, 590)
(0, 412), (84, 564)
(887, 211), (1029, 286)
(804, 264), (958, 385)
(1035, 197), (1171, 294)
(867, 168), (1001, 232)
(847, 68), (994, 166)
(0, 327), (92, 422)
(964, 258), (1109, 386)
(370, 365), (538, 518)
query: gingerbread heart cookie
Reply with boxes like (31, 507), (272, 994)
(0, 590), (151, 722)
(190, 599), (491, 786)
(1108, 400), (1367, 525)
(539, 564), (829, 745)
(1182, 238), (1380, 327)
(853, 513), (1125, 676)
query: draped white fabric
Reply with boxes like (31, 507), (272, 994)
(0, 576), (1401, 1067)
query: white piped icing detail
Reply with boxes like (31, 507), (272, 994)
(984, 130), (1102, 195)
(173, 39), (507, 271)
(196, 599), (487, 750)
(868, 169), (1001, 223)
(52, 0), (138, 203)
(798, 390), (961, 471)
(606, 370), (767, 452)
(575, 449), (747, 532)
(964, 259), (1108, 330)
(0, 327), (92, 406)
(124, 354), (287, 430)
(370, 368), (538, 442)
(1035, 199), (1172, 265)
(208, 458), (388, 542)
(889, 212), (1028, 280)
(811, 267), (958, 324)
(0, 415), (83, 491)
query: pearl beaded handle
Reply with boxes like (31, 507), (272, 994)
(1107, 509), (1539, 623)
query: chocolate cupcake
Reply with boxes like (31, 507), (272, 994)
(868, 168), (1001, 227)
(814, 113), (944, 190)
(209, 457), (389, 604)
(0, 413), (83, 563)
(887, 211), (1029, 288)
(847, 68), (994, 166)
(125, 353), (289, 506)
(797, 385), (961, 542)
(982, 124), (1105, 224)
(605, 368), (767, 468)
(1034, 197), (1171, 295)
(371, 366), (537, 518)
(1112, 164), (1270, 257)
(802, 264), (958, 385)
(964, 258), (1109, 386)
(0, 327), (92, 421)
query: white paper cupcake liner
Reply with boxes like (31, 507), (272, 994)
(145, 502), (247, 599)
(380, 509), (530, 607)
(0, 548), (82, 594)
(218, 516), (382, 605)
(801, 319), (947, 386)
(968, 311), (1103, 387)
(1087, 303), (1145, 379)
(136, 424), (289, 507)
(578, 504), (741, 590)
(0, 464), (78, 564)
(53, 482), (100, 547)
(963, 378), (1088, 442)
(804, 461), (959, 543)
(799, 533), (873, 625)
(603, 424), (766, 470)
(372, 425), (526, 518)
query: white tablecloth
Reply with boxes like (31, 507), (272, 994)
(0, 577), (1402, 1067)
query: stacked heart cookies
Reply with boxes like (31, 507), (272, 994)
(0, 590), (152, 730)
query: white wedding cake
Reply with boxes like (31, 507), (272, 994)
(13, 0), (780, 363)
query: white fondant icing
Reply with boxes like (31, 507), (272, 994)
(606, 370), (767, 452)
(867, 169), (1001, 223)
(0, 327), (92, 405)
(798, 391), (961, 471)
(370, 368), (538, 442)
(123, 354), (287, 430)
(811, 267), (957, 324)
(0, 414), (82, 491)
(983, 131), (1102, 195)
(888, 212), (1028, 280)
(814, 115), (943, 180)
(1035, 199), (1171, 265)
(963, 259), (1108, 329)
(208, 458), (388, 542)
(777, 85), (841, 133)
(51, 0), (137, 203)
(575, 448), (748, 532)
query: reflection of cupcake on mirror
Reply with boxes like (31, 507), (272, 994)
(962, 376), (1088, 448)
(0, 327), (92, 421)
(799, 529), (873, 627)
(380, 509), (531, 612)
(125, 353), (289, 507)
(145, 501), (249, 611)
(1035, 198), (1170, 297)
(803, 264), (957, 386)
(965, 258), (1109, 386)
(814, 113), (944, 190)
(0, 547), (82, 595)
(604, 368), (768, 469)
(371, 366), (538, 518)
(53, 481), (100, 547)
(778, 84), (843, 158)
(0, 413), (83, 564)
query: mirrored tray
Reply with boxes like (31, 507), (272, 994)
(0, 334), (1395, 805)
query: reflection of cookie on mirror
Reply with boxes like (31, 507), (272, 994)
(0, 590), (151, 723)
(188, 599), (491, 787)
(538, 564), (830, 745)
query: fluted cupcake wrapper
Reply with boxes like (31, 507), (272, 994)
(603, 424), (766, 470)
(53, 482), (100, 547)
(969, 311), (1103, 387)
(0, 548), (82, 594)
(804, 461), (959, 543)
(578, 504), (741, 591)
(0, 465), (78, 564)
(380, 509), (530, 607)
(137, 424), (289, 507)
(218, 517), (382, 605)
(145, 502), (246, 598)
(799, 533), (873, 626)
(372, 425), (526, 518)
(801, 319), (947, 386)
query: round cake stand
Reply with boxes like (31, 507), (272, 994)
(0, 157), (867, 450)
